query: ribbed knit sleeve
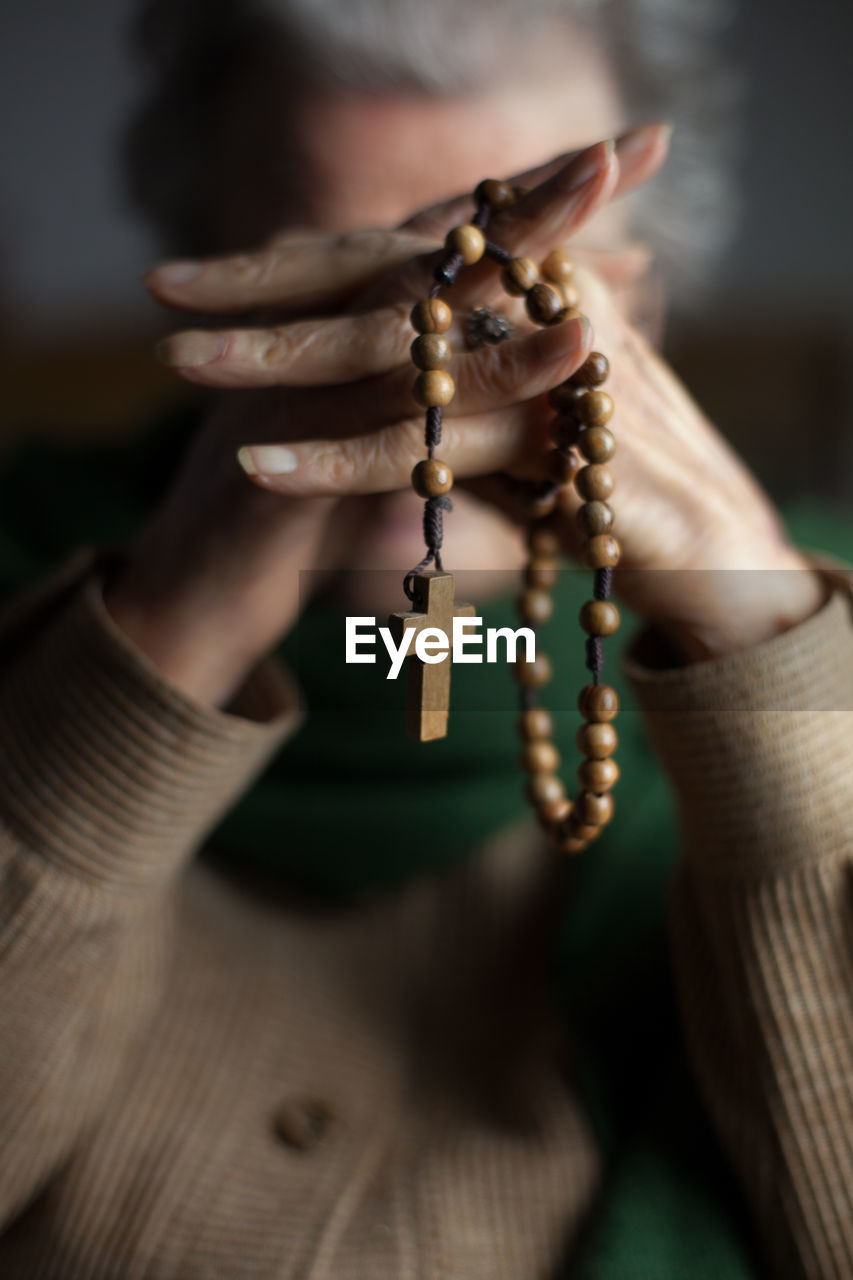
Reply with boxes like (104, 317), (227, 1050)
(623, 575), (853, 1280)
(0, 550), (301, 1225)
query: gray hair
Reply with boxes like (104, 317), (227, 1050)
(124, 0), (741, 305)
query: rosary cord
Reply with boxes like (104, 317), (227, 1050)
(404, 245), (465, 600)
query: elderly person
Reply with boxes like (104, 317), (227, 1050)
(0, 1), (850, 1277)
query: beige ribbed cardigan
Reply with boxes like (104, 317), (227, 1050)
(0, 549), (851, 1279)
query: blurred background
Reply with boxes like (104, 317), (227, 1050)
(1, 0), (851, 503)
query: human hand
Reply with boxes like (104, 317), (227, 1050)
(107, 129), (667, 704)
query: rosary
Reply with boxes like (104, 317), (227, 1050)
(388, 178), (620, 856)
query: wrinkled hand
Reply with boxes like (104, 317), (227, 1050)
(107, 123), (823, 707)
(107, 131), (667, 702)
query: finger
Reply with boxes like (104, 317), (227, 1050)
(402, 122), (671, 240)
(143, 228), (435, 314)
(234, 317), (591, 496)
(370, 141), (621, 311)
(237, 401), (544, 499)
(155, 302), (413, 388)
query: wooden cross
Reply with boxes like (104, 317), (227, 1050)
(388, 571), (475, 742)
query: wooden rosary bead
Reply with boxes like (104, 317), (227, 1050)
(525, 557), (558, 589)
(539, 796), (572, 828)
(578, 757), (620, 792)
(562, 815), (601, 843)
(445, 223), (486, 265)
(526, 283), (567, 326)
(574, 390), (614, 427)
(579, 426), (616, 463)
(579, 600), (621, 637)
(517, 708), (554, 740)
(578, 683), (619, 721)
(413, 370), (455, 408)
(559, 833), (589, 855)
(527, 488), (559, 519)
(411, 458), (454, 498)
(518, 588), (554, 624)
(575, 464), (614, 502)
(502, 256), (539, 296)
(558, 284), (580, 310)
(546, 449), (580, 484)
(576, 721), (618, 758)
(569, 351), (609, 388)
(575, 790), (614, 827)
(576, 500), (614, 537)
(540, 249), (574, 284)
(547, 382), (586, 414)
(520, 741), (560, 774)
(526, 523), (561, 557)
(410, 298), (452, 334)
(526, 772), (566, 809)
(586, 534), (621, 568)
(475, 178), (516, 210)
(515, 652), (553, 688)
(410, 333), (450, 371)
(549, 414), (582, 449)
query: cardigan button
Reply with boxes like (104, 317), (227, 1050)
(272, 1098), (334, 1152)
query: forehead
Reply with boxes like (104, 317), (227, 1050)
(280, 27), (625, 232)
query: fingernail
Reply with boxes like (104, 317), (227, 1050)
(615, 122), (672, 162)
(150, 260), (203, 286)
(237, 445), (299, 476)
(156, 332), (228, 367)
(567, 140), (615, 190)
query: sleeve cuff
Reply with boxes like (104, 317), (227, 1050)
(621, 565), (853, 875)
(0, 552), (303, 888)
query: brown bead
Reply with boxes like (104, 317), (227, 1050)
(579, 600), (621, 637)
(525, 772), (566, 808)
(539, 796), (572, 828)
(575, 390), (614, 427)
(578, 757), (620, 792)
(569, 352), (610, 388)
(578, 683), (619, 722)
(548, 383), (586, 414)
(512, 185), (529, 200)
(526, 283), (568, 326)
(561, 816), (601, 844)
(445, 223), (486, 265)
(518, 588), (554, 625)
(559, 833), (589, 855)
(410, 298), (452, 334)
(413, 370), (455, 408)
(576, 790), (614, 826)
(527, 523), (561, 557)
(579, 426), (616, 463)
(575, 464), (614, 502)
(549, 414), (582, 450)
(525, 557), (558, 589)
(517, 708), (554, 740)
(411, 458), (453, 498)
(520, 741), (560, 773)
(586, 534), (621, 569)
(515, 652), (553, 688)
(576, 722), (618, 759)
(475, 178), (516, 210)
(576, 501), (614, 537)
(546, 449), (580, 485)
(540, 249), (575, 284)
(558, 284), (580, 310)
(527, 488), (559, 520)
(501, 256), (539, 296)
(410, 333), (450, 371)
